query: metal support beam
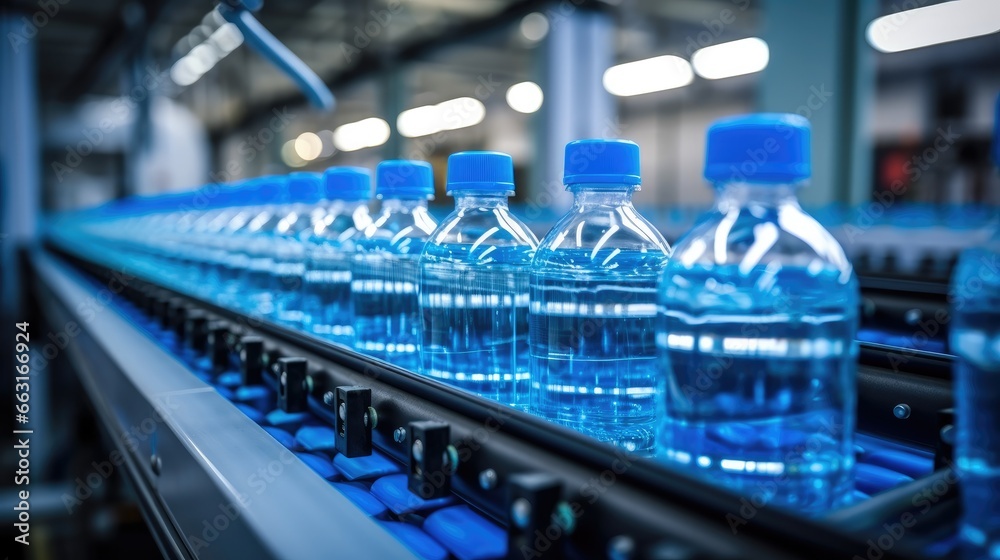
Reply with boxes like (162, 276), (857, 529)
(0, 12), (41, 413)
(539, 6), (615, 212)
(757, 0), (876, 206)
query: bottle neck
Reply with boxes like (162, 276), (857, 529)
(453, 192), (509, 210)
(340, 199), (369, 212)
(287, 202), (314, 213)
(570, 186), (636, 207)
(381, 198), (428, 213)
(714, 182), (799, 211)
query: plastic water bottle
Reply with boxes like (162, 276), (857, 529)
(183, 184), (245, 299)
(210, 178), (271, 305)
(419, 152), (538, 407)
(223, 176), (284, 310)
(237, 172), (320, 317)
(271, 171), (325, 326)
(656, 114), (857, 514)
(352, 160), (438, 369)
(302, 167), (373, 343)
(951, 94), (1000, 559)
(529, 139), (671, 453)
(189, 183), (258, 300)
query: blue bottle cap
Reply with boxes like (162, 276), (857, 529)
(376, 160), (434, 199)
(245, 175), (284, 205)
(563, 139), (641, 186)
(704, 113), (811, 185)
(224, 178), (256, 207)
(323, 166), (372, 201)
(193, 183), (235, 210)
(286, 172), (323, 204)
(202, 185), (237, 208)
(446, 151), (515, 194)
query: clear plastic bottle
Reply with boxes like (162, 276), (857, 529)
(419, 151), (538, 407)
(951, 94), (1000, 559)
(302, 167), (373, 344)
(352, 160), (438, 370)
(208, 178), (268, 304)
(191, 183), (258, 301)
(236, 172), (321, 317)
(530, 139), (671, 453)
(656, 114), (857, 514)
(186, 184), (263, 301)
(270, 171), (325, 326)
(222, 176), (284, 310)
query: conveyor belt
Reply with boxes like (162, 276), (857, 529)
(31, 243), (957, 559)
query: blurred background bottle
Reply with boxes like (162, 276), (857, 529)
(352, 160), (438, 370)
(221, 176), (284, 311)
(951, 94), (1000, 559)
(270, 171), (326, 327)
(302, 167), (373, 344)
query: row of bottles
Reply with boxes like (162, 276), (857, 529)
(951, 94), (1000, 560)
(48, 112), (922, 522)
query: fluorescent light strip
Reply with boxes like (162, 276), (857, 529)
(692, 37), (769, 80)
(333, 117), (391, 152)
(397, 97), (486, 138)
(602, 55), (694, 97)
(169, 21), (244, 88)
(866, 0), (1000, 53)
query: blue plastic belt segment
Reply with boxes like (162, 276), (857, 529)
(424, 505), (507, 560)
(265, 409), (313, 431)
(861, 449), (934, 479)
(295, 425), (338, 451)
(333, 450), (402, 480)
(370, 474), (456, 514)
(378, 521), (450, 560)
(329, 482), (388, 517)
(192, 356), (214, 373)
(232, 385), (272, 410)
(215, 371), (243, 389)
(262, 426), (296, 449)
(922, 533), (960, 557)
(235, 403), (265, 424)
(215, 385), (235, 400)
(855, 463), (915, 495)
(295, 452), (340, 480)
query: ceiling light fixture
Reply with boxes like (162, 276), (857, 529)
(866, 0), (1000, 53)
(602, 55), (694, 97)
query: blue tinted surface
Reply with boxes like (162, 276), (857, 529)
(420, 196), (537, 407)
(952, 239), (1000, 558)
(657, 183), (858, 515)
